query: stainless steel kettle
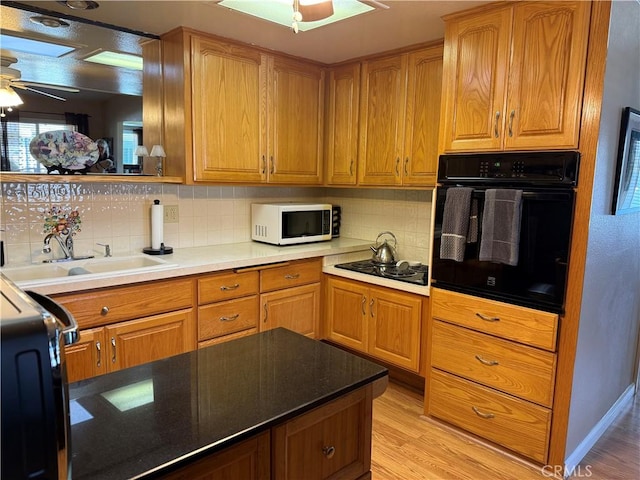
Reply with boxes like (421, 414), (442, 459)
(370, 231), (398, 264)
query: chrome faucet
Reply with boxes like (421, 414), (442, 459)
(43, 233), (93, 263)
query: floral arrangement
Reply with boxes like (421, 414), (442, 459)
(43, 207), (82, 236)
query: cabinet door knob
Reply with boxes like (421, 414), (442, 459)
(220, 314), (240, 322)
(322, 445), (336, 458)
(101, 306), (109, 315)
(475, 354), (499, 366)
(475, 312), (500, 322)
(494, 111), (501, 138)
(472, 406), (495, 419)
(220, 284), (240, 291)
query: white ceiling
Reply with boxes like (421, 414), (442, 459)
(1, 0), (490, 98)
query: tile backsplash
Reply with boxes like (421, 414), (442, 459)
(0, 182), (433, 266)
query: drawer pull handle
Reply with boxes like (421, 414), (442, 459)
(475, 355), (499, 366)
(220, 314), (240, 322)
(263, 303), (268, 322)
(494, 111), (500, 138)
(284, 273), (300, 280)
(111, 337), (116, 364)
(508, 110), (515, 137)
(361, 296), (367, 316)
(96, 341), (102, 368)
(370, 298), (375, 317)
(101, 306), (109, 315)
(322, 446), (335, 459)
(404, 157), (409, 176)
(472, 406), (495, 419)
(220, 284), (240, 291)
(395, 157), (400, 176)
(475, 312), (500, 322)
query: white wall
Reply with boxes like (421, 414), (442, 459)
(0, 184), (433, 266)
(566, 0), (640, 458)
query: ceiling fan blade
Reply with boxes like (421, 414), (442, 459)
(19, 86), (67, 101)
(14, 81), (80, 93)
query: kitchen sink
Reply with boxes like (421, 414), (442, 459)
(1, 255), (178, 286)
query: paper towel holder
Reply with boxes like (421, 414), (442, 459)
(143, 199), (173, 255)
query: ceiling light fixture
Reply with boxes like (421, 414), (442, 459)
(57, 1), (100, 10)
(299, 0), (334, 22)
(0, 80), (24, 118)
(29, 16), (70, 28)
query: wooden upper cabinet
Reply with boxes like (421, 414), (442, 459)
(403, 46), (443, 186)
(440, 1), (591, 153)
(325, 62), (360, 185)
(358, 46), (442, 187)
(191, 37), (267, 183)
(358, 55), (407, 186)
(268, 56), (324, 184)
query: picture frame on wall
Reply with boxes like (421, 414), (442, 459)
(612, 107), (640, 215)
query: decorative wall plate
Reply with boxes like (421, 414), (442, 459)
(29, 130), (99, 174)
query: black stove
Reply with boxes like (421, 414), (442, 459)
(335, 260), (429, 286)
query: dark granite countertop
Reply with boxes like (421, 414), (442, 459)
(69, 328), (388, 480)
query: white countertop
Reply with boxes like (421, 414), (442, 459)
(3, 237), (430, 297)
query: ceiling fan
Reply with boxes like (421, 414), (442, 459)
(0, 55), (79, 102)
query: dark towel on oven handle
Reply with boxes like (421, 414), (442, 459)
(440, 187), (473, 262)
(479, 189), (523, 266)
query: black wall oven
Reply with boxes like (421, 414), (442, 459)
(431, 152), (579, 313)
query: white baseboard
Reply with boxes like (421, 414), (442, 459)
(564, 384), (636, 474)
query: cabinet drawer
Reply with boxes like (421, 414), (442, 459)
(199, 271), (259, 304)
(198, 328), (258, 348)
(198, 296), (259, 341)
(428, 369), (551, 463)
(431, 289), (558, 351)
(431, 320), (556, 407)
(54, 278), (194, 328)
(260, 258), (322, 292)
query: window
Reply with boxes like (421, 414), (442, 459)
(1, 117), (75, 173)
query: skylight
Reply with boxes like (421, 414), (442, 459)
(84, 51), (143, 70)
(0, 33), (76, 57)
(218, 0), (374, 32)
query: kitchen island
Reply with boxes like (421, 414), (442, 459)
(69, 328), (388, 479)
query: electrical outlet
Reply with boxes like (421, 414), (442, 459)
(164, 205), (179, 223)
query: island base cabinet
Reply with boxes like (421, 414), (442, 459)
(272, 386), (372, 480)
(159, 432), (270, 480)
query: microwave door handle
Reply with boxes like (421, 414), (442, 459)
(25, 291), (79, 345)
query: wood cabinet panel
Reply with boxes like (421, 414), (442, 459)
(65, 327), (106, 383)
(198, 295), (259, 341)
(368, 287), (422, 372)
(198, 328), (258, 348)
(325, 276), (368, 353)
(431, 320), (556, 407)
(431, 288), (558, 351)
(358, 55), (407, 186)
(191, 36), (267, 183)
(268, 56), (324, 184)
(54, 278), (194, 329)
(260, 258), (322, 292)
(159, 432), (270, 480)
(428, 369), (551, 463)
(260, 283), (320, 338)
(198, 271), (259, 304)
(106, 310), (195, 371)
(325, 62), (360, 185)
(272, 386), (372, 480)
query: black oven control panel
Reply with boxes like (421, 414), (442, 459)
(439, 151), (579, 186)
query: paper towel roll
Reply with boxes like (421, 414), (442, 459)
(151, 200), (163, 250)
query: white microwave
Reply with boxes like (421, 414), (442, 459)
(251, 203), (333, 245)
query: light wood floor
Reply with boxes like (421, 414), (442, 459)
(370, 382), (640, 480)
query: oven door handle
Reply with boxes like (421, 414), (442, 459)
(26, 291), (79, 346)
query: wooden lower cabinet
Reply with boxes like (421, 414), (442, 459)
(160, 432), (271, 480)
(325, 276), (422, 372)
(65, 310), (195, 382)
(260, 283), (321, 338)
(272, 386), (372, 480)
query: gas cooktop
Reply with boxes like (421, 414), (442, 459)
(335, 260), (429, 286)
